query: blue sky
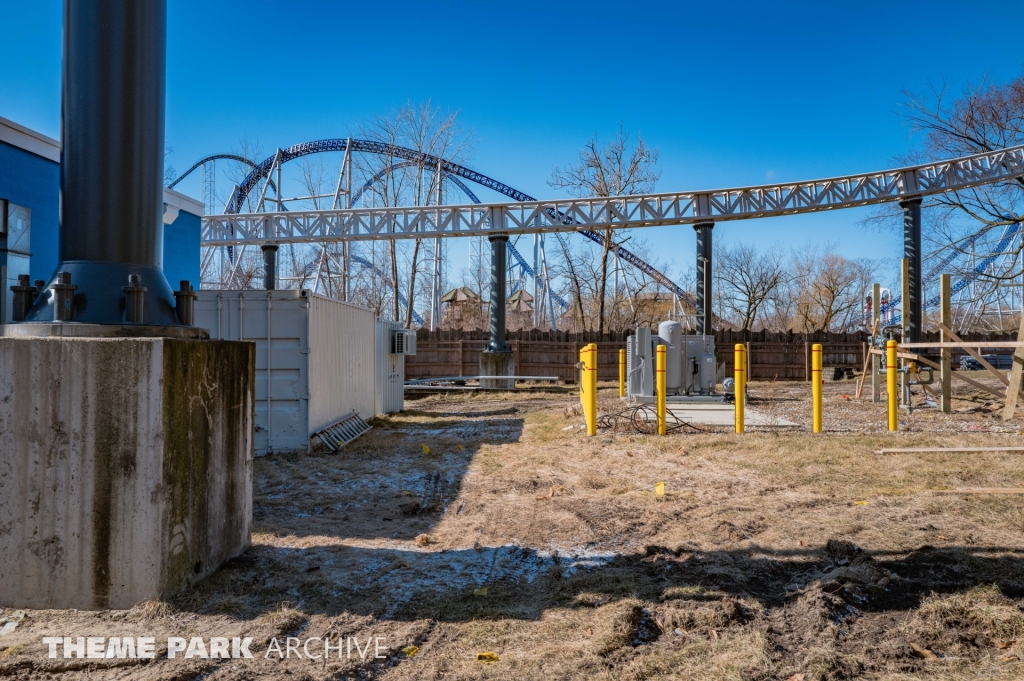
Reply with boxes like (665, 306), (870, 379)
(3, 0), (1023, 287)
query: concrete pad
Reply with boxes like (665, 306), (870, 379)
(664, 403), (800, 427)
(0, 336), (255, 609)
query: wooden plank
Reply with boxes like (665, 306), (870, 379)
(931, 488), (1024, 495)
(1002, 323), (1024, 421)
(875, 447), (1024, 454)
(855, 349), (871, 399)
(934, 323), (1011, 388)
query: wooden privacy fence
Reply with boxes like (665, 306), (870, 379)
(405, 329), (1019, 383)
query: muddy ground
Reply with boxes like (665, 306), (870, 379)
(2, 375), (1024, 680)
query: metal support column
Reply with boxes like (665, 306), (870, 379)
(901, 196), (923, 343)
(694, 221), (714, 335)
(24, 0), (181, 326)
(488, 231), (509, 351)
(262, 245), (278, 291)
(430, 159), (443, 330)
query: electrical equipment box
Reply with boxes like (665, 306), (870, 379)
(390, 329), (417, 355)
(624, 320), (727, 404)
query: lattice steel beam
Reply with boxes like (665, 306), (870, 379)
(202, 145), (1024, 246)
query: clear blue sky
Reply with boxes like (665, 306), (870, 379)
(3, 0), (1023, 287)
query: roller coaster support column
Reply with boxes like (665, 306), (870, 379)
(901, 195), (923, 343)
(262, 245), (278, 290)
(481, 209), (515, 389)
(694, 221), (714, 335)
(21, 0), (183, 326)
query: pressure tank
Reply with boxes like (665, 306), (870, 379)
(657, 321), (683, 392)
(698, 350), (717, 393)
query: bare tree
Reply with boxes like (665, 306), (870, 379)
(791, 245), (875, 332)
(715, 243), (789, 330)
(549, 125), (660, 334)
(357, 100), (474, 326)
(863, 74), (1024, 331)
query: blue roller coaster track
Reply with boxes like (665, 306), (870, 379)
(221, 139), (695, 308)
(880, 222), (1021, 327)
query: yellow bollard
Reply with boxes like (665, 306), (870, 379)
(618, 348), (626, 398)
(812, 343), (823, 433)
(886, 339), (898, 431)
(734, 344), (745, 433)
(656, 344), (667, 435)
(579, 343), (598, 436)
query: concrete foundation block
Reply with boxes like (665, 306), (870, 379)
(0, 336), (254, 610)
(480, 350), (515, 390)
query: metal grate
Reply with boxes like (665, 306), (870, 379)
(313, 411), (372, 451)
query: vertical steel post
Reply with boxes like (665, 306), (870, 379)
(871, 283), (881, 403)
(694, 221), (714, 335)
(940, 273), (952, 413)
(27, 0), (179, 325)
(656, 344), (667, 435)
(536, 233), (544, 329)
(344, 140), (352, 301)
(262, 245), (278, 290)
(901, 197), (923, 343)
(886, 340), (899, 430)
(734, 344), (745, 433)
(488, 210), (508, 351)
(812, 343), (823, 432)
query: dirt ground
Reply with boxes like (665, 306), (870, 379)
(3, 374), (1024, 680)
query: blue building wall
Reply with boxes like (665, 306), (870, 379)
(0, 140), (60, 282)
(163, 210), (201, 288)
(0, 139), (200, 286)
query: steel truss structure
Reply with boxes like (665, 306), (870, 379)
(194, 138), (698, 327)
(203, 144), (1024, 244)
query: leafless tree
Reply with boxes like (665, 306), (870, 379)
(549, 125), (660, 334)
(356, 99), (474, 326)
(715, 243), (789, 330)
(863, 73), (1024, 331)
(790, 245), (876, 332)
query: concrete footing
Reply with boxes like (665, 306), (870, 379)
(480, 350), (515, 390)
(0, 336), (254, 609)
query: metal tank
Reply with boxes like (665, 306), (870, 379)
(658, 320), (683, 393)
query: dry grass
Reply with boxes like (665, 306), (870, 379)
(3, 378), (1024, 679)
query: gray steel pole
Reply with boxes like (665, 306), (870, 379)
(262, 245), (278, 290)
(26, 0), (181, 325)
(901, 196), (923, 343)
(488, 228), (508, 352)
(694, 221), (714, 334)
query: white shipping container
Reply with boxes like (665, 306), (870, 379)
(195, 289), (387, 456)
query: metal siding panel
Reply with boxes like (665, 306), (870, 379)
(306, 293), (377, 432)
(194, 290), (308, 456)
